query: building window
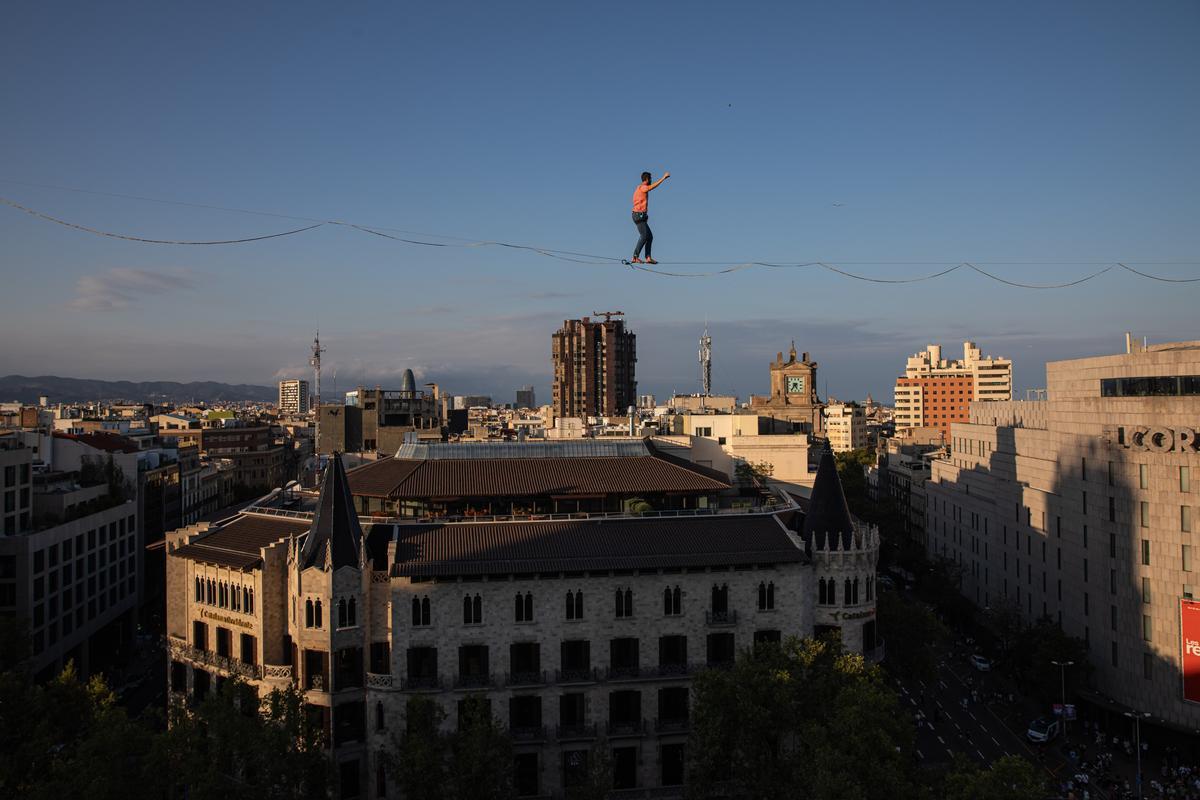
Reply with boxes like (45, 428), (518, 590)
(1142, 539), (1151, 566)
(1184, 506), (1193, 533)
(463, 594), (482, 625)
(1140, 502), (1150, 528)
(515, 592), (534, 623)
(1184, 545), (1193, 573)
(1109, 496), (1116, 523)
(411, 597), (431, 626)
(566, 590), (583, 621)
(1142, 578), (1152, 604)
(305, 599), (314, 628)
(663, 585), (681, 616)
(1183, 467), (1192, 493)
(757, 581), (775, 611)
(1140, 464), (1149, 490)
(1111, 605), (1118, 632)
(1144, 653), (1153, 681)
(710, 584), (729, 615)
(614, 588), (633, 619)
(1143, 614), (1153, 642)
(194, 577), (202, 602)
(1111, 641), (1118, 668)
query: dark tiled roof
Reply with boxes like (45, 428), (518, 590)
(347, 453), (729, 500)
(801, 447), (856, 550)
(383, 514), (802, 577)
(54, 431), (140, 454)
(302, 454), (364, 570)
(173, 514), (309, 569)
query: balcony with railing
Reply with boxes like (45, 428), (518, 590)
(555, 667), (599, 684)
(366, 672), (394, 689)
(510, 725), (548, 742)
(604, 665), (643, 681)
(401, 674), (442, 691)
(165, 636), (263, 680)
(505, 670), (547, 687)
(654, 717), (689, 733)
(606, 718), (646, 737)
(705, 610), (738, 626)
(555, 722), (598, 741)
(647, 663), (692, 678)
(454, 672), (494, 690)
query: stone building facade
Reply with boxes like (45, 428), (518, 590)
(165, 444), (878, 799)
(749, 343), (825, 434)
(925, 336), (1200, 729)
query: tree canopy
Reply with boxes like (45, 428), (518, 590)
(687, 637), (919, 800)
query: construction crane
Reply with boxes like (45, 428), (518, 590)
(591, 310), (625, 323)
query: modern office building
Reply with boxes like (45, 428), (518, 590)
(748, 343), (825, 434)
(164, 441), (879, 798)
(893, 341), (1012, 440)
(0, 435), (140, 679)
(924, 335), (1200, 728)
(279, 379), (311, 416)
(515, 386), (536, 410)
(824, 402), (867, 453)
(551, 315), (637, 419)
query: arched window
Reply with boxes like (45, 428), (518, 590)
(194, 577), (202, 602)
(757, 582), (767, 610)
(663, 586), (672, 615)
(232, 586), (240, 611)
(615, 588), (633, 618)
(514, 591), (533, 622)
(566, 590), (583, 620)
(348, 597), (357, 627)
(844, 578), (852, 607)
(472, 594), (482, 624)
(375, 701), (386, 731)
(463, 595), (472, 624)
(767, 581), (775, 609)
(852, 577), (860, 605)
(828, 578), (837, 605)
(206, 579), (214, 604)
(412, 597), (422, 626)
(421, 597), (430, 625)
(305, 599), (314, 627)
(818, 578), (827, 605)
(248, 589), (254, 615)
(338, 598), (347, 628)
(315, 600), (323, 628)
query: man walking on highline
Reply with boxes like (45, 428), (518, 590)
(631, 170), (669, 264)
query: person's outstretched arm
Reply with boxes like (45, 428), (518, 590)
(647, 171), (671, 191)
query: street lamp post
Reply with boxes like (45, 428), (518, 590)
(1051, 659), (1074, 739)
(1124, 710), (1152, 800)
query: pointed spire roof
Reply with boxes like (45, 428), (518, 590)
(301, 453), (364, 570)
(802, 445), (855, 549)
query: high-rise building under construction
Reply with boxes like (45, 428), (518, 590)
(551, 314), (637, 419)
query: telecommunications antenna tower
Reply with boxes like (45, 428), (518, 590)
(699, 324), (712, 396)
(310, 331), (325, 460)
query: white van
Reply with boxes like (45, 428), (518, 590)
(1026, 716), (1060, 743)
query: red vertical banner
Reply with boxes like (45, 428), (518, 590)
(1181, 599), (1200, 703)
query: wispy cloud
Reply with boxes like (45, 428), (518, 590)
(68, 267), (196, 311)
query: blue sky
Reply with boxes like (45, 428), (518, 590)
(1, 1), (1197, 404)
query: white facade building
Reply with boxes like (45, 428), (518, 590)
(823, 403), (867, 453)
(279, 379), (311, 416)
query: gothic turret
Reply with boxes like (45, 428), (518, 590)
(301, 453), (364, 570)
(802, 446), (856, 551)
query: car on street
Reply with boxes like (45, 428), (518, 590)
(969, 653), (993, 672)
(1026, 716), (1060, 743)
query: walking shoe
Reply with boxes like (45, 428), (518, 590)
(630, 257), (644, 264)
(644, 258), (658, 265)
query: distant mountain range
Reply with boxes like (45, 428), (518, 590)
(0, 375), (277, 404)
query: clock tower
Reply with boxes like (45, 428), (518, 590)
(749, 341), (826, 434)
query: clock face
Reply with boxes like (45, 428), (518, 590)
(786, 376), (805, 394)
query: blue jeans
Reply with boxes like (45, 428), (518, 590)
(632, 212), (652, 258)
